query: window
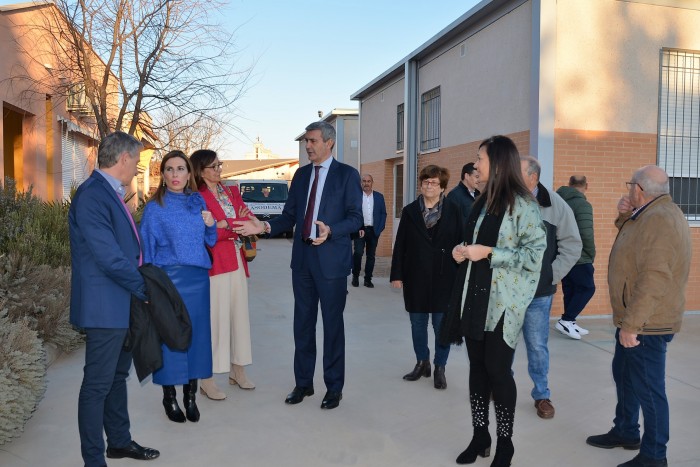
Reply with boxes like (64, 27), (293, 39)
(658, 48), (700, 219)
(396, 103), (404, 151)
(420, 87), (441, 151)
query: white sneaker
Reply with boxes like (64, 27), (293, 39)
(572, 321), (589, 335)
(555, 319), (581, 340)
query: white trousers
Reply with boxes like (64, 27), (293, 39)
(210, 267), (252, 373)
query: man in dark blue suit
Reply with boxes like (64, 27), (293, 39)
(351, 174), (387, 288)
(69, 132), (159, 467)
(234, 121), (362, 410)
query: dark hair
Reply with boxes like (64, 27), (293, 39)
(150, 150), (197, 206)
(97, 131), (143, 168)
(461, 162), (476, 180)
(569, 175), (587, 187)
(479, 135), (532, 215)
(189, 149), (218, 188)
(419, 164), (450, 189)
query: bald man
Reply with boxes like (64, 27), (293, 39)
(587, 166), (691, 467)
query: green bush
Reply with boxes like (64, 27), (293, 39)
(0, 177), (71, 268)
(0, 306), (46, 445)
(0, 253), (83, 352)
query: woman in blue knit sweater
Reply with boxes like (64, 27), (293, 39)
(140, 150), (217, 423)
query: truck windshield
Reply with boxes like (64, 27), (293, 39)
(238, 182), (288, 202)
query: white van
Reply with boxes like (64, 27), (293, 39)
(222, 179), (292, 237)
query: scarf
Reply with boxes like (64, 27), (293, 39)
(419, 193), (444, 229)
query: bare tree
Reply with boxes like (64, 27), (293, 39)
(155, 107), (226, 157)
(9, 0), (250, 139)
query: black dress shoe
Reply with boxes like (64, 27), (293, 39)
(587, 429), (641, 450)
(363, 279), (374, 288)
(106, 441), (160, 460)
(285, 386), (314, 404)
(618, 454), (668, 467)
(351, 276), (359, 287)
(321, 391), (342, 409)
(403, 360), (431, 381)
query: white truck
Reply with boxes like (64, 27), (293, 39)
(222, 179), (292, 238)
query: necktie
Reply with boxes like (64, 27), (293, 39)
(119, 196), (143, 266)
(302, 166), (321, 239)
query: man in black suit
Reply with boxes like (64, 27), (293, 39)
(234, 121), (362, 410)
(351, 174), (387, 288)
(446, 162), (479, 221)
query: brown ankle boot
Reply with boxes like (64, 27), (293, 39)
(229, 364), (255, 390)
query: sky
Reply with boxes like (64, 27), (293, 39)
(218, 0), (482, 159)
(0, 0), (482, 158)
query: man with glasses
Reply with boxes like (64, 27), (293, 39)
(587, 166), (691, 467)
(234, 121), (362, 410)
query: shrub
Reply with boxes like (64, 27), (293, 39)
(0, 253), (83, 352)
(0, 177), (71, 268)
(0, 306), (46, 445)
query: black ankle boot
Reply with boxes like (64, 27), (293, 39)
(183, 379), (200, 422)
(434, 365), (447, 389)
(403, 360), (431, 381)
(456, 426), (491, 464)
(162, 385), (186, 423)
(490, 437), (514, 467)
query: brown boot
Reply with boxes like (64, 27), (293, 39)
(199, 377), (226, 400)
(229, 364), (255, 390)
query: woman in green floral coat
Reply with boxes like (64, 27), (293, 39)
(441, 135), (546, 467)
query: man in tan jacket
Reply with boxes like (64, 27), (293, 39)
(586, 166), (691, 467)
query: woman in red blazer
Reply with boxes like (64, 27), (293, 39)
(189, 149), (255, 400)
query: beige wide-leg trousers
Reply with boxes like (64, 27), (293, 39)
(210, 267), (252, 373)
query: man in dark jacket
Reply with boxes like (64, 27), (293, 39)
(519, 156), (581, 420)
(446, 162), (479, 221)
(556, 175), (596, 338)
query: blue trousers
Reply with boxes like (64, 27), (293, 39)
(612, 328), (673, 460)
(352, 226), (379, 279)
(78, 328), (132, 467)
(521, 294), (553, 400)
(561, 263), (596, 321)
(408, 312), (450, 366)
(292, 245), (347, 393)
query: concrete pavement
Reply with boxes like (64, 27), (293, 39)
(1, 237), (699, 467)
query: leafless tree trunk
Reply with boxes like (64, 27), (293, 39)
(8, 0), (250, 140)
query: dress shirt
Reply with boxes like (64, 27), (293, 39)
(96, 168), (126, 198)
(362, 192), (374, 226)
(306, 157), (333, 239)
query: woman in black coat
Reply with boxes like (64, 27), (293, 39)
(390, 164), (463, 390)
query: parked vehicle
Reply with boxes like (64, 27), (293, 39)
(222, 179), (293, 238)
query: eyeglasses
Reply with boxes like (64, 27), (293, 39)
(205, 162), (223, 170)
(421, 180), (441, 188)
(625, 181), (644, 191)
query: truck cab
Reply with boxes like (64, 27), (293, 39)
(223, 179), (292, 238)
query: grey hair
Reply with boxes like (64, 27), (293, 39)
(97, 131), (143, 168)
(305, 121), (336, 147)
(361, 173), (374, 182)
(633, 165), (670, 196)
(520, 155), (541, 180)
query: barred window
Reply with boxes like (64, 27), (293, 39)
(397, 103), (404, 151)
(420, 87), (441, 151)
(658, 48), (700, 220)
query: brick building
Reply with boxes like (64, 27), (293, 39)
(351, 0), (700, 316)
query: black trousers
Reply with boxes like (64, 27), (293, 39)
(465, 318), (516, 438)
(352, 226), (379, 279)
